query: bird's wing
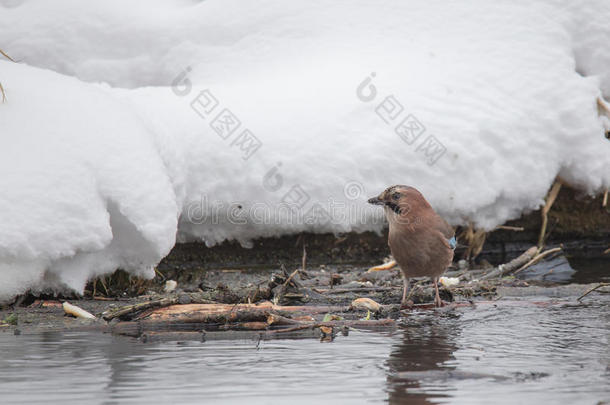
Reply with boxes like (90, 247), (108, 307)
(432, 215), (455, 240)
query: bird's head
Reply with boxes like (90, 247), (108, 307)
(368, 185), (429, 217)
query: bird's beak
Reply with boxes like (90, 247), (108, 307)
(368, 196), (384, 205)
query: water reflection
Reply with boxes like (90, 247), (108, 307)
(386, 312), (460, 404)
(0, 291), (609, 404)
(100, 335), (152, 405)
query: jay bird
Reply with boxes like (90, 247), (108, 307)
(368, 185), (456, 307)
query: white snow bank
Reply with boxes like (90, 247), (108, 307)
(0, 61), (178, 297)
(1, 0), (609, 299)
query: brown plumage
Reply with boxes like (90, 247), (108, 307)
(368, 185), (455, 307)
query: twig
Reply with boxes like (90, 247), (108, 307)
(541, 217), (559, 246)
(284, 269), (299, 288)
(0, 48), (14, 103)
(154, 267), (166, 281)
(276, 263), (326, 303)
(102, 294), (214, 321)
(267, 323), (315, 334)
(538, 179), (562, 248)
(462, 223), (487, 260)
(493, 225), (524, 232)
(406, 279), (428, 301)
(267, 313), (301, 326)
(268, 319), (395, 334)
(302, 244), (307, 272)
(272, 264), (292, 304)
(513, 247), (562, 275)
(92, 296), (115, 301)
(316, 286), (397, 294)
(0, 48), (14, 62)
(217, 322), (269, 331)
(598, 97), (610, 116)
(577, 283), (610, 302)
(103, 297), (181, 320)
(479, 246), (538, 280)
(99, 277), (110, 296)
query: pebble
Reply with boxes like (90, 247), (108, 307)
(351, 297), (382, 312)
(164, 280), (178, 293)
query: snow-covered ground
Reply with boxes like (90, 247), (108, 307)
(1, 0), (609, 299)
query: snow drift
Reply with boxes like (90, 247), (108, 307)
(0, 0), (609, 299)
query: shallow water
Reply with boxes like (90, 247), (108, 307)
(1, 291), (608, 404)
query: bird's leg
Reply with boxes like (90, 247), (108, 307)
(401, 273), (410, 306)
(368, 259), (397, 272)
(433, 277), (442, 307)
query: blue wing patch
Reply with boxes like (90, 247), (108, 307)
(448, 236), (457, 249)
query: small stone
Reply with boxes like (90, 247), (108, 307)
(458, 260), (468, 270)
(178, 294), (192, 305)
(164, 280), (178, 293)
(350, 297), (382, 312)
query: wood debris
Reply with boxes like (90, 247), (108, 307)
(63, 302), (96, 319)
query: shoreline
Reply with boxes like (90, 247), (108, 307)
(0, 186), (608, 338)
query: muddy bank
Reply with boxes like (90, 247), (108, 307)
(2, 255), (608, 339)
(154, 187), (608, 299)
(1, 188), (608, 339)
(1, 281), (606, 337)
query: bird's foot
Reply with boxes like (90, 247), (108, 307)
(434, 297), (444, 308)
(367, 259), (397, 273)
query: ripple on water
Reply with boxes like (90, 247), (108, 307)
(0, 295), (608, 404)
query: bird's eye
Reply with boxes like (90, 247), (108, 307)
(392, 192), (400, 200)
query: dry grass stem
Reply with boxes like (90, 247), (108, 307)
(462, 223), (486, 260)
(494, 225), (524, 232)
(513, 247), (562, 275)
(538, 179), (562, 248)
(577, 283), (610, 302)
(0, 48), (15, 103)
(302, 244), (307, 271)
(598, 97), (610, 116)
(0, 48), (14, 62)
